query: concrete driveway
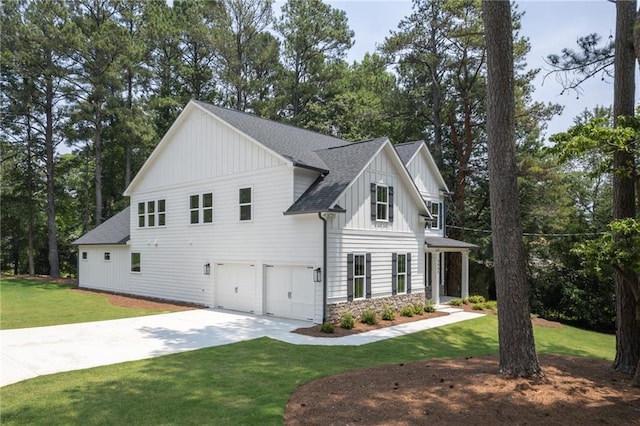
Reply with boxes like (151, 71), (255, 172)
(1, 308), (483, 387)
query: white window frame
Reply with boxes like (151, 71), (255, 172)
(376, 184), (389, 221)
(189, 193), (214, 225)
(131, 252), (141, 273)
(138, 202), (145, 227)
(353, 254), (366, 299)
(158, 199), (166, 226)
(239, 187), (252, 222)
(190, 195), (199, 224)
(138, 199), (166, 228)
(397, 253), (407, 294)
(81, 251), (88, 261)
(427, 201), (441, 230)
(147, 201), (156, 227)
(104, 252), (111, 262)
(202, 192), (213, 223)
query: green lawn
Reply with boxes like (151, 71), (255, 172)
(0, 277), (186, 329)
(1, 315), (615, 425)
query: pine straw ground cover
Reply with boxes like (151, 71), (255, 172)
(285, 354), (640, 425)
(287, 306), (639, 425)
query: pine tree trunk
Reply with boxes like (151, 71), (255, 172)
(45, 77), (60, 278)
(95, 107), (103, 227)
(483, 0), (541, 378)
(612, 0), (639, 378)
(25, 117), (35, 276)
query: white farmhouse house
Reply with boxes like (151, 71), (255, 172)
(73, 100), (475, 323)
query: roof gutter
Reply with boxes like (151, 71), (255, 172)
(292, 162), (330, 175)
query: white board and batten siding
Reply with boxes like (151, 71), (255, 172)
(326, 144), (425, 304)
(127, 108), (323, 322)
(405, 147), (446, 238)
(77, 245), (130, 293)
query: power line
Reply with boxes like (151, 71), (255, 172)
(447, 225), (607, 238)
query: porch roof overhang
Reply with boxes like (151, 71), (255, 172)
(425, 236), (477, 250)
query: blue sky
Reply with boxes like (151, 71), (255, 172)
(298, 0), (638, 141)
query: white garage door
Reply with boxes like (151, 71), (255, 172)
(215, 263), (255, 313)
(265, 265), (316, 322)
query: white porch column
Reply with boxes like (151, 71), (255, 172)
(431, 251), (440, 305)
(461, 250), (469, 299)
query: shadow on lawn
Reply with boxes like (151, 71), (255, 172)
(1, 277), (76, 290)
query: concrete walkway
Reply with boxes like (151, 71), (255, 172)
(1, 308), (483, 387)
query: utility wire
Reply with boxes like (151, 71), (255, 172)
(447, 225), (607, 238)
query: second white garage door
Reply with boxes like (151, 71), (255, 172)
(215, 263), (255, 313)
(265, 265), (316, 322)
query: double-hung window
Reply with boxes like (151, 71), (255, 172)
(353, 254), (365, 299)
(138, 202), (145, 227)
(376, 185), (388, 221)
(239, 187), (252, 221)
(190, 193), (213, 224)
(427, 201), (441, 230)
(397, 254), (407, 293)
(147, 201), (155, 226)
(138, 199), (166, 228)
(371, 183), (394, 222)
(348, 253), (371, 301)
(393, 252), (411, 295)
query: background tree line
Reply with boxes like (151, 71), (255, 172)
(1, 0), (637, 341)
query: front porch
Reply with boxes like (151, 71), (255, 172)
(424, 236), (477, 305)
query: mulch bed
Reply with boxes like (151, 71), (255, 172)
(285, 354), (640, 425)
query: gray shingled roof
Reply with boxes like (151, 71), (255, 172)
(72, 207), (130, 245)
(194, 101), (347, 171)
(285, 138), (388, 214)
(395, 140), (424, 165)
(425, 236), (477, 249)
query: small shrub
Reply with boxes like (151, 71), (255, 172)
(484, 300), (498, 310)
(400, 305), (414, 317)
(472, 300), (497, 311)
(360, 308), (378, 325)
(424, 299), (436, 313)
(413, 301), (425, 315)
(467, 295), (486, 304)
(320, 322), (335, 333)
(449, 298), (464, 306)
(340, 312), (355, 329)
(381, 304), (395, 321)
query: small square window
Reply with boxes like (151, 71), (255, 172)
(81, 251), (88, 260)
(104, 252), (111, 261)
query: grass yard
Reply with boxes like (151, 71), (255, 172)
(0, 315), (615, 425)
(0, 277), (188, 329)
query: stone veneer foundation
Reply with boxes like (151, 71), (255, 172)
(326, 293), (432, 324)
